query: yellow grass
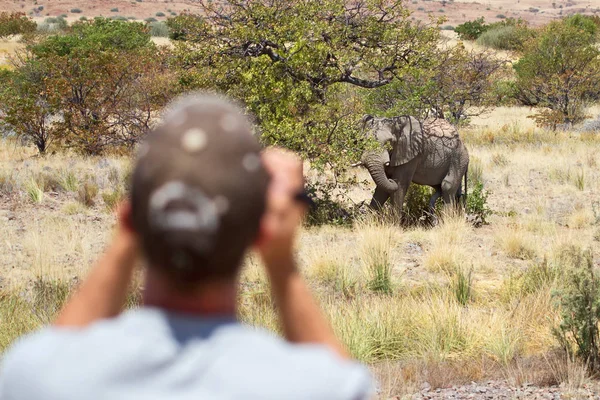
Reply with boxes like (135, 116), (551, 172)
(1, 105), (600, 396)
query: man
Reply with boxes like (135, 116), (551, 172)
(0, 93), (374, 399)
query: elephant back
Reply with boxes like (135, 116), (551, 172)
(420, 118), (466, 169)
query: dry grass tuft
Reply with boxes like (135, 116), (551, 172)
(497, 228), (537, 260)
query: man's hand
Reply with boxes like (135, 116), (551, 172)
(256, 148), (308, 269)
(254, 147), (350, 359)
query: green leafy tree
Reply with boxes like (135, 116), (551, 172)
(367, 43), (505, 124)
(514, 18), (600, 128)
(0, 12), (36, 39)
(168, 0), (442, 174)
(1, 19), (178, 155)
(454, 17), (488, 40)
(0, 62), (57, 153)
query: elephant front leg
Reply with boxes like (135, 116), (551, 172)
(369, 186), (391, 211)
(390, 184), (409, 221)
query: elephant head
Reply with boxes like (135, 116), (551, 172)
(360, 115), (424, 194)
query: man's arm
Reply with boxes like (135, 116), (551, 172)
(54, 203), (138, 328)
(256, 148), (350, 359)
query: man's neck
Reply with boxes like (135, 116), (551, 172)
(142, 272), (238, 317)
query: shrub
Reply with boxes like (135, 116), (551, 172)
(514, 19), (600, 128)
(553, 250), (600, 372)
(70, 8), (82, 13)
(145, 17), (157, 23)
(455, 17), (488, 40)
(0, 11), (37, 38)
(403, 184), (437, 226)
(111, 8), (119, 12)
(304, 182), (356, 226)
(497, 14), (506, 19)
(156, 12), (166, 17)
(465, 182), (492, 226)
(441, 25), (455, 30)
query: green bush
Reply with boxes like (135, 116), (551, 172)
(441, 25), (455, 30)
(497, 14), (506, 19)
(70, 8), (82, 13)
(465, 182), (492, 226)
(111, 8), (119, 12)
(455, 17), (488, 40)
(402, 184), (437, 226)
(145, 17), (157, 23)
(304, 182), (356, 227)
(156, 12), (166, 17)
(553, 250), (600, 372)
(0, 11), (37, 38)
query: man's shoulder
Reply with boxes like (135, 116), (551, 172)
(0, 310), (374, 400)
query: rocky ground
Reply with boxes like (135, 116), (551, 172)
(404, 381), (599, 399)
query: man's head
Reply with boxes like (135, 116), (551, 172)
(130, 92), (269, 290)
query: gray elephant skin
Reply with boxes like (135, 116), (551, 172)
(360, 115), (469, 214)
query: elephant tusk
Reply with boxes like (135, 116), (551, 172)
(350, 162), (363, 167)
(384, 162), (390, 167)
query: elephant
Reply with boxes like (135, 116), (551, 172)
(359, 114), (469, 215)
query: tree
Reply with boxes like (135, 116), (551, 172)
(0, 12), (36, 39)
(0, 63), (57, 154)
(454, 17), (488, 40)
(513, 18), (600, 128)
(367, 43), (506, 124)
(2, 18), (179, 155)
(168, 0), (442, 173)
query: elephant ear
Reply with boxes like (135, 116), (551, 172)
(361, 114), (374, 129)
(390, 116), (423, 166)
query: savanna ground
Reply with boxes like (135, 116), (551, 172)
(1, 106), (600, 398)
(0, 0), (599, 27)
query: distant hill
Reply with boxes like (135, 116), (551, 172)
(0, 0), (598, 27)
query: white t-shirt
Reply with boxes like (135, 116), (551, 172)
(0, 307), (374, 400)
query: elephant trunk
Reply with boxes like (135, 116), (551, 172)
(362, 152), (398, 193)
